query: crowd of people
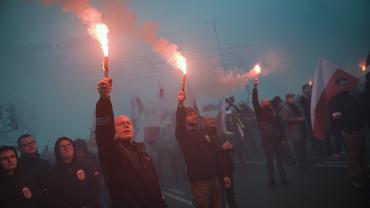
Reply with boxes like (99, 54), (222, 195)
(1, 72), (369, 208)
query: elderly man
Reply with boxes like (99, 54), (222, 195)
(95, 78), (165, 208)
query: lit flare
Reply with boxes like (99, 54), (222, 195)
(89, 23), (109, 57)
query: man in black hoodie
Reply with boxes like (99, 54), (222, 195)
(17, 134), (51, 196)
(329, 77), (367, 189)
(48, 137), (100, 208)
(0, 145), (43, 208)
(176, 90), (229, 208)
(95, 77), (166, 208)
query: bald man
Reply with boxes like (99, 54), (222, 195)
(95, 78), (166, 208)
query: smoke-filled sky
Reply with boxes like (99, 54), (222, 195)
(0, 0), (369, 147)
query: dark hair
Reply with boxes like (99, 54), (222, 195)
(0, 146), (18, 171)
(17, 134), (33, 147)
(302, 84), (310, 91)
(185, 107), (197, 116)
(286, 93), (295, 99)
(335, 77), (348, 85)
(54, 137), (75, 163)
(0, 146), (18, 159)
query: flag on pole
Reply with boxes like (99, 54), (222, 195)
(311, 59), (359, 140)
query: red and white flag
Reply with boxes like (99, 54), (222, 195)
(311, 59), (359, 140)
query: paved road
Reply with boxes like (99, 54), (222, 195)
(164, 161), (370, 208)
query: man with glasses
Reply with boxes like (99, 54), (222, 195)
(95, 77), (166, 208)
(329, 77), (367, 189)
(48, 137), (100, 207)
(17, 134), (51, 200)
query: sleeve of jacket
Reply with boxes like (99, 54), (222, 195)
(252, 88), (261, 115)
(215, 131), (233, 177)
(175, 104), (186, 143)
(95, 97), (116, 183)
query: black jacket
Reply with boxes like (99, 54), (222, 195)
(19, 153), (51, 191)
(175, 105), (221, 181)
(329, 91), (365, 134)
(363, 73), (370, 128)
(206, 128), (235, 177)
(252, 88), (285, 144)
(48, 158), (100, 208)
(0, 169), (43, 208)
(95, 98), (165, 208)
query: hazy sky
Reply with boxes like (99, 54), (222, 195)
(0, 0), (369, 147)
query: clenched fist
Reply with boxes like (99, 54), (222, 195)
(97, 77), (112, 99)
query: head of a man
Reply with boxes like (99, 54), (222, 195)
(202, 116), (216, 130)
(55, 137), (75, 164)
(0, 146), (18, 175)
(286, 93), (295, 104)
(335, 77), (350, 93)
(185, 107), (198, 126)
(302, 84), (312, 97)
(17, 134), (37, 155)
(115, 115), (134, 141)
(261, 98), (271, 108)
(74, 138), (88, 158)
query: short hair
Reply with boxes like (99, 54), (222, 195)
(17, 134), (33, 147)
(302, 84), (310, 91)
(286, 93), (295, 99)
(0, 146), (18, 157)
(335, 77), (348, 85)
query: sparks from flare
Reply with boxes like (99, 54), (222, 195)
(89, 23), (109, 57)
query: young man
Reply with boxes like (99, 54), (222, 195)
(0, 146), (43, 208)
(95, 78), (166, 208)
(176, 90), (230, 208)
(17, 134), (51, 195)
(329, 77), (367, 189)
(252, 80), (290, 188)
(281, 94), (308, 169)
(48, 137), (100, 208)
(203, 116), (238, 208)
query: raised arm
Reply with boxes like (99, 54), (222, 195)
(175, 90), (186, 140)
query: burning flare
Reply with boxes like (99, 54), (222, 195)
(173, 51), (187, 74)
(89, 23), (109, 57)
(253, 64), (261, 75)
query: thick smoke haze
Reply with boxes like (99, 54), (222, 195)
(0, 0), (369, 147)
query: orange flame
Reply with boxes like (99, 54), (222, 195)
(308, 80), (313, 86)
(254, 64), (261, 75)
(89, 23), (109, 57)
(173, 51), (187, 74)
(360, 64), (366, 72)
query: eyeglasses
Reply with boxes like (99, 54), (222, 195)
(115, 121), (132, 127)
(58, 143), (73, 150)
(20, 141), (36, 148)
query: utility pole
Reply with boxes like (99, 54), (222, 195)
(206, 17), (223, 62)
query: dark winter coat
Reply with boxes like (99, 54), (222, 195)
(0, 169), (43, 208)
(95, 98), (165, 208)
(362, 73), (370, 127)
(18, 153), (51, 191)
(329, 91), (365, 134)
(252, 88), (285, 144)
(206, 128), (235, 177)
(175, 105), (222, 181)
(48, 139), (100, 208)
